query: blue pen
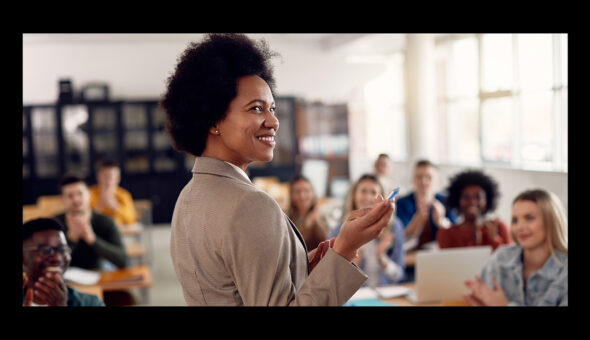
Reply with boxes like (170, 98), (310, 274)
(387, 187), (401, 201)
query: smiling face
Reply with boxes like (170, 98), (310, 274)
(97, 166), (120, 190)
(23, 230), (71, 289)
(374, 156), (391, 177)
(291, 179), (315, 215)
(413, 164), (437, 197)
(459, 184), (487, 220)
(511, 200), (548, 251)
(61, 181), (90, 214)
(354, 179), (383, 210)
(204, 75), (279, 170)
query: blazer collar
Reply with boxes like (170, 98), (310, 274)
(192, 156), (252, 186)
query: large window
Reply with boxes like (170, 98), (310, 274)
(363, 53), (407, 161)
(436, 34), (568, 172)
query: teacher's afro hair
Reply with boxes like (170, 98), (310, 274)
(160, 33), (279, 157)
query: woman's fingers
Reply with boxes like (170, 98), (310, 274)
(349, 200), (392, 229)
(347, 207), (372, 221)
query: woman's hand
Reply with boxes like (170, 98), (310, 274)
(308, 238), (335, 272)
(462, 276), (509, 306)
(431, 200), (450, 229)
(333, 196), (394, 262)
(484, 220), (499, 241)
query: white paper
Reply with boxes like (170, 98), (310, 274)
(402, 238), (418, 252)
(63, 267), (101, 285)
(348, 287), (379, 301)
(375, 285), (411, 298)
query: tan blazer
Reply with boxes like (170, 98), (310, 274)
(170, 157), (367, 306)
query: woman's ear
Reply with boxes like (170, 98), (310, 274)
(208, 126), (220, 135)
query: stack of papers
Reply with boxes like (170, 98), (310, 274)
(345, 285), (411, 306)
(375, 285), (411, 298)
(63, 267), (101, 285)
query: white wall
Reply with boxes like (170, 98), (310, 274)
(22, 33), (386, 105)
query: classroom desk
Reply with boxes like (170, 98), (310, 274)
(380, 283), (470, 307)
(68, 265), (153, 305)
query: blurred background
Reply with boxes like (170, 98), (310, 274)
(22, 33), (568, 305)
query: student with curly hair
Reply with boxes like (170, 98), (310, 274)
(463, 189), (567, 306)
(437, 169), (511, 251)
(162, 34), (394, 306)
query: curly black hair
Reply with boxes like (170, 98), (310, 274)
(23, 218), (67, 242)
(446, 169), (500, 215)
(160, 33), (279, 156)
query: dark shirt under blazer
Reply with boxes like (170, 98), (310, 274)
(170, 157), (367, 306)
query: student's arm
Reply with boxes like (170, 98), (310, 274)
(90, 215), (129, 268)
(381, 219), (405, 282)
(486, 219), (512, 250)
(114, 189), (138, 225)
(404, 213), (427, 239)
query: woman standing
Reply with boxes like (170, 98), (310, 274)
(463, 189), (567, 306)
(162, 34), (394, 306)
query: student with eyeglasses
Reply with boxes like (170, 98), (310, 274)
(22, 218), (104, 306)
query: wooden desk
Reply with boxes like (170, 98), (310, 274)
(381, 283), (470, 307)
(96, 264), (153, 292)
(68, 265), (152, 305)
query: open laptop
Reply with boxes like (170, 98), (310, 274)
(408, 246), (492, 303)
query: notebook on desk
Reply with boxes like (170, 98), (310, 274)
(408, 246), (492, 303)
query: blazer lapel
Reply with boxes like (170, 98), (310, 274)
(285, 214), (310, 273)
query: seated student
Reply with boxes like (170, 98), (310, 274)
(374, 153), (395, 194)
(89, 159), (137, 226)
(396, 159), (457, 250)
(54, 174), (129, 270)
(329, 174), (405, 286)
(437, 169), (511, 251)
(463, 189), (567, 306)
(22, 218), (104, 306)
(286, 175), (330, 251)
